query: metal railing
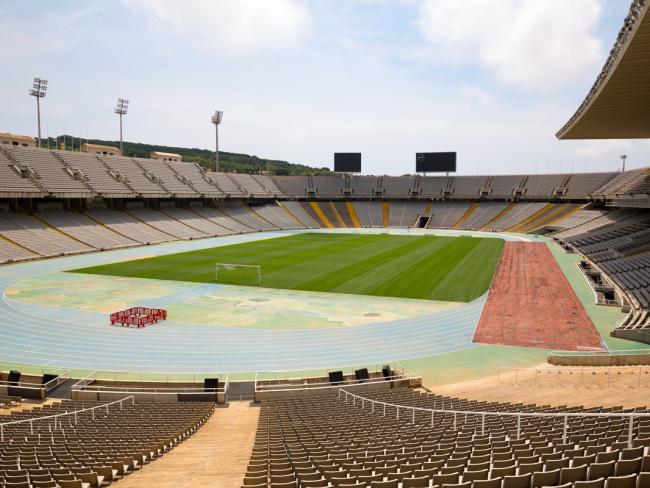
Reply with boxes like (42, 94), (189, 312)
(497, 366), (650, 387)
(254, 362), (419, 393)
(338, 389), (648, 448)
(71, 371), (228, 395)
(0, 395), (134, 441)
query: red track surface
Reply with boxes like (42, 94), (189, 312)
(473, 242), (605, 351)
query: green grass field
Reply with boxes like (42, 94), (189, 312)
(70, 233), (504, 302)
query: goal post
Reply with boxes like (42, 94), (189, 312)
(215, 263), (262, 285)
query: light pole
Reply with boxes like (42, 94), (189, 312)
(29, 77), (47, 148)
(211, 110), (223, 173)
(620, 154), (627, 172)
(114, 98), (129, 153)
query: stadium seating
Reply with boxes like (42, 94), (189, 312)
(450, 176), (488, 198)
(428, 202), (472, 228)
(251, 204), (305, 229)
(38, 210), (138, 250)
(248, 387), (649, 488)
(382, 176), (416, 198)
(273, 176), (310, 196)
(168, 161), (224, 197)
(0, 147), (43, 196)
(350, 176), (379, 197)
(0, 399), (213, 488)
(86, 208), (173, 244)
(489, 175), (526, 199)
(2, 146), (92, 197)
(313, 176), (346, 198)
(54, 150), (134, 197)
(0, 212), (94, 257)
(133, 157), (198, 196)
(218, 202), (278, 231)
(524, 174), (568, 199)
(127, 207), (209, 239)
(191, 205), (256, 233)
(281, 201), (321, 228)
(102, 156), (169, 196)
(353, 201), (384, 227)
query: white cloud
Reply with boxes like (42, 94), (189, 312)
(417, 0), (604, 92)
(123, 0), (310, 55)
(460, 85), (496, 109)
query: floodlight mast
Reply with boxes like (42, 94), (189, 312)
(620, 154), (627, 172)
(114, 98), (129, 153)
(29, 77), (47, 148)
(211, 110), (223, 173)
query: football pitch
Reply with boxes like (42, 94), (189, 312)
(70, 233), (504, 302)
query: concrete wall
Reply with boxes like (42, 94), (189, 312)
(549, 353), (650, 367)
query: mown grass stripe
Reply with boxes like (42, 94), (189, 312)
(70, 233), (504, 302)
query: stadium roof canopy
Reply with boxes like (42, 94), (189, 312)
(557, 0), (650, 139)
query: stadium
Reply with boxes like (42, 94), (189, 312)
(1, 1), (650, 487)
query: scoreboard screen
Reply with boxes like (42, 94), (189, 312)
(416, 152), (456, 172)
(334, 153), (361, 173)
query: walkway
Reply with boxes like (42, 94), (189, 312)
(117, 401), (259, 488)
(473, 242), (605, 351)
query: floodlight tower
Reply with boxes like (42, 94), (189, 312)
(211, 110), (223, 173)
(29, 77), (47, 148)
(114, 98), (129, 153)
(620, 154), (628, 172)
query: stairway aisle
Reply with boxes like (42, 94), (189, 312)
(117, 401), (260, 488)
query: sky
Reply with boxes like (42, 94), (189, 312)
(1, 0), (648, 175)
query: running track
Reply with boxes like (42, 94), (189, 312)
(0, 229), (528, 373)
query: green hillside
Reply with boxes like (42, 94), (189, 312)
(45, 136), (332, 176)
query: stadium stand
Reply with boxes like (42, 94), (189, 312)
(383, 176), (416, 198)
(273, 176), (309, 196)
(313, 176), (346, 198)
(0, 235), (39, 263)
(0, 211), (94, 256)
(450, 176), (488, 198)
(253, 174), (283, 196)
(251, 203), (305, 229)
(0, 147), (43, 197)
(388, 201), (429, 227)
(490, 202), (548, 231)
(0, 398), (213, 488)
(524, 174), (568, 199)
(419, 176), (449, 198)
(350, 176), (379, 197)
(2, 146), (93, 198)
(333, 201), (356, 227)
(86, 208), (173, 244)
(127, 207), (208, 239)
(489, 175), (526, 199)
(459, 202), (510, 230)
(230, 173), (273, 198)
(210, 172), (248, 197)
(191, 205), (255, 233)
(38, 209), (138, 249)
(134, 157), (198, 196)
(428, 202), (472, 228)
(564, 172), (619, 199)
(353, 201), (384, 227)
(54, 150), (135, 197)
(280, 201), (321, 228)
(102, 156), (169, 197)
(249, 387), (649, 488)
(218, 202), (277, 231)
(159, 207), (235, 236)
(168, 162), (224, 197)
